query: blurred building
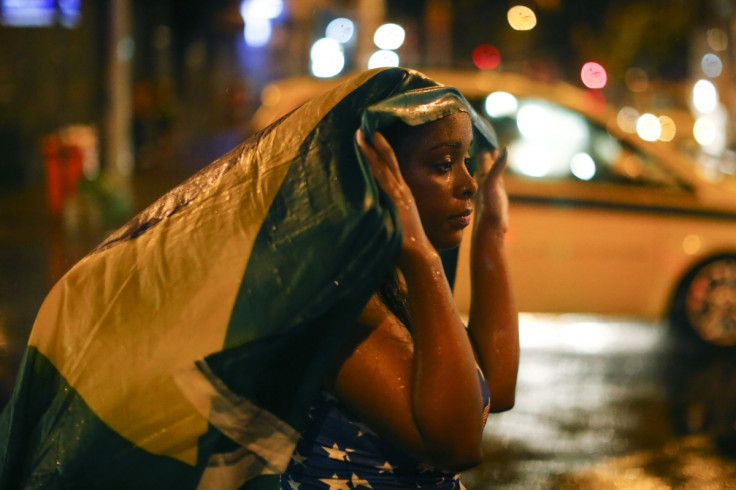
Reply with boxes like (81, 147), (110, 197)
(1, 0), (735, 195)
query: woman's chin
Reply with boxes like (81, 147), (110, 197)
(430, 232), (464, 251)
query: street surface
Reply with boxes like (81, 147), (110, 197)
(1, 161), (736, 488)
(463, 314), (736, 489)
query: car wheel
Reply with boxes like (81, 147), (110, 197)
(670, 255), (736, 347)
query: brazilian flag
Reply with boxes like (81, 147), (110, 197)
(0, 67), (496, 489)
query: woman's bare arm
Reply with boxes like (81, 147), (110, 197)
(467, 148), (520, 412)
(325, 131), (487, 471)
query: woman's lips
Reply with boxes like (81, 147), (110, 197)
(449, 209), (472, 227)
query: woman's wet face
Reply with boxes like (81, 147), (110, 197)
(391, 112), (477, 250)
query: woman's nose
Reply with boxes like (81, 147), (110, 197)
(457, 166), (478, 198)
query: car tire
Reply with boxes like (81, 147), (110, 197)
(670, 254), (736, 347)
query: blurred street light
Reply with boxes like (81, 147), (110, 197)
(636, 113), (661, 142)
(373, 23), (404, 50)
(580, 62), (607, 89)
(310, 37), (344, 78)
(325, 17), (355, 43)
(692, 79), (718, 113)
(507, 5), (537, 31)
(240, 0), (284, 47)
(367, 49), (399, 68)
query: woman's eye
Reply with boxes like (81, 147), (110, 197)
(434, 162), (452, 173)
(464, 157), (472, 170)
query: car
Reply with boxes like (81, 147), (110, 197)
(252, 68), (736, 347)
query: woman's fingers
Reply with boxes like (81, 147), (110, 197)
(489, 146), (508, 180)
(355, 129), (377, 165)
(356, 129), (404, 195)
(370, 131), (401, 175)
(475, 149), (494, 181)
(473, 146), (509, 232)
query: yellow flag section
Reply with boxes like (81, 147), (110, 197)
(27, 69), (383, 466)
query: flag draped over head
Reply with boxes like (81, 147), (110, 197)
(0, 67), (496, 490)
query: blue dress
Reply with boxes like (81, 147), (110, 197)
(281, 370), (491, 489)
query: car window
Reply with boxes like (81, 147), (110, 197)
(474, 95), (686, 190)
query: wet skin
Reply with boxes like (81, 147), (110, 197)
(390, 112), (478, 251)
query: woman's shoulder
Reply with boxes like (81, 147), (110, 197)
(356, 295), (413, 348)
(323, 294), (412, 390)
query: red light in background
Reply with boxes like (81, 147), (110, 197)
(580, 61), (607, 89)
(472, 44), (501, 70)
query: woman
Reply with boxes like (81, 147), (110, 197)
(0, 67), (515, 490)
(281, 90), (519, 488)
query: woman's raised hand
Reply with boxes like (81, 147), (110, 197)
(473, 147), (509, 235)
(355, 129), (433, 257)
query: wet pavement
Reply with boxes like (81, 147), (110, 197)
(462, 315), (736, 489)
(2, 140), (736, 488)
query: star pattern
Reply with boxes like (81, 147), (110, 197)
(285, 476), (301, 489)
(351, 472), (372, 489)
(322, 443), (352, 462)
(290, 451), (307, 466)
(281, 385), (489, 489)
(318, 474), (351, 490)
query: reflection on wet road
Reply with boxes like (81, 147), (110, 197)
(463, 314), (736, 489)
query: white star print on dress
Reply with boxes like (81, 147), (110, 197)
(318, 474), (351, 490)
(290, 451), (307, 466)
(322, 443), (352, 461)
(281, 382), (489, 489)
(350, 472), (373, 488)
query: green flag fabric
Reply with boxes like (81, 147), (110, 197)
(0, 67), (496, 489)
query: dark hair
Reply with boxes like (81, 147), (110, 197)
(377, 267), (411, 329)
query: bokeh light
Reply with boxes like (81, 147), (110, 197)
(692, 79), (718, 113)
(693, 116), (717, 146)
(310, 38), (344, 78)
(514, 145), (553, 177)
(517, 104), (549, 138)
(472, 44), (501, 70)
(570, 152), (596, 180)
(240, 0), (283, 47)
(260, 84), (281, 107)
(368, 49), (400, 68)
(512, 101), (589, 178)
(507, 6), (536, 30)
(707, 28), (728, 51)
(624, 67), (649, 93)
(658, 116), (676, 142)
(580, 62), (607, 89)
(701, 53), (723, 77)
(621, 153), (643, 178)
(326, 18), (355, 43)
(241, 0), (283, 20)
(484, 91), (518, 117)
(636, 113), (661, 142)
(617, 107), (639, 134)
(244, 18), (271, 47)
(373, 23), (405, 50)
